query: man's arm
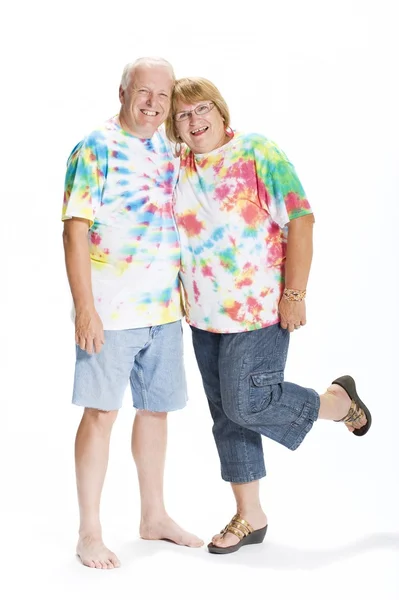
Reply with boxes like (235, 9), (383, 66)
(63, 217), (104, 354)
(279, 213), (314, 332)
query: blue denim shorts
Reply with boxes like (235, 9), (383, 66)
(72, 320), (187, 412)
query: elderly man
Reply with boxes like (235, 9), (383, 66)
(62, 57), (203, 569)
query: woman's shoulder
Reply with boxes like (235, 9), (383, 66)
(236, 132), (288, 162)
(237, 131), (278, 150)
(238, 131), (268, 143)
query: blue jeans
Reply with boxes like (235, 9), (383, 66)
(191, 323), (320, 483)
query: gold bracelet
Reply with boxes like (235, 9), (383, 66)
(282, 288), (306, 302)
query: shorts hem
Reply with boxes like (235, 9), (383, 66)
(134, 401), (187, 413)
(72, 400), (122, 411)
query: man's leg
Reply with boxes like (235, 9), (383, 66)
(72, 329), (139, 568)
(130, 321), (203, 547)
(75, 408), (120, 568)
(132, 410), (203, 546)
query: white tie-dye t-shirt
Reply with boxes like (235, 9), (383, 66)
(62, 116), (183, 330)
(174, 132), (313, 333)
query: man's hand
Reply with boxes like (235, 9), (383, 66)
(278, 298), (306, 333)
(75, 309), (105, 354)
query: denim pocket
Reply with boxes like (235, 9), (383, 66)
(249, 370), (284, 413)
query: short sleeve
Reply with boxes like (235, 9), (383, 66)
(62, 133), (107, 228)
(253, 138), (312, 228)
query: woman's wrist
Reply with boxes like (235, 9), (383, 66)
(282, 288), (306, 302)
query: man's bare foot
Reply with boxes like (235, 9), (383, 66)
(140, 515), (204, 547)
(327, 384), (368, 433)
(77, 535), (121, 569)
(211, 509), (267, 549)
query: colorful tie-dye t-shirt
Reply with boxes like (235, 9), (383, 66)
(62, 116), (183, 330)
(173, 132), (313, 333)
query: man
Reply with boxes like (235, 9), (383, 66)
(62, 57), (203, 569)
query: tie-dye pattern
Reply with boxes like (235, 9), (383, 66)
(174, 132), (312, 333)
(63, 116), (183, 330)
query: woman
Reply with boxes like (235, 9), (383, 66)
(165, 78), (371, 554)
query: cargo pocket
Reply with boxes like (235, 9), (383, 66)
(249, 370), (284, 413)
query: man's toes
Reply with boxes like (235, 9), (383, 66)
(85, 559), (96, 568)
(188, 534), (204, 547)
(178, 534), (203, 548)
(94, 560), (102, 569)
(190, 537), (204, 548)
(80, 556), (95, 568)
(110, 555), (120, 567)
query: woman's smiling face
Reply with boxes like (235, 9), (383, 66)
(174, 99), (227, 153)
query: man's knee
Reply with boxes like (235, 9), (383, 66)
(82, 407), (119, 430)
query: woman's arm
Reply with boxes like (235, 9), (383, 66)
(279, 213), (315, 332)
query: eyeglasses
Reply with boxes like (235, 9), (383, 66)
(174, 102), (215, 122)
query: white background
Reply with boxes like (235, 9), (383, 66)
(1, 0), (398, 598)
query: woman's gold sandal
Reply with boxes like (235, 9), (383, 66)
(208, 514), (268, 555)
(332, 375), (372, 436)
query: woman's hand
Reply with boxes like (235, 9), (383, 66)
(278, 297), (306, 332)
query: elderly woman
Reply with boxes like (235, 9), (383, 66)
(165, 78), (371, 555)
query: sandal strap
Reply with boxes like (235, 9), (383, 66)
(337, 398), (366, 425)
(221, 514), (254, 540)
(225, 525), (246, 540)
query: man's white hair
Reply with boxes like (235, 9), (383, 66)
(120, 57), (175, 90)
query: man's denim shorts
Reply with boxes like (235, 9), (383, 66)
(72, 320), (187, 412)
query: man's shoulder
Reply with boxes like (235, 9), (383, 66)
(81, 116), (118, 148)
(66, 119), (115, 167)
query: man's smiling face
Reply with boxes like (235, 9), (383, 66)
(119, 64), (173, 138)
